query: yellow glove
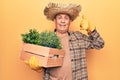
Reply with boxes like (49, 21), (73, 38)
(24, 56), (42, 70)
(80, 15), (95, 32)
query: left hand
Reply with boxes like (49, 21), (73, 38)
(80, 15), (95, 32)
(24, 56), (42, 70)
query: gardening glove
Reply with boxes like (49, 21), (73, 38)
(80, 15), (95, 32)
(24, 56), (42, 70)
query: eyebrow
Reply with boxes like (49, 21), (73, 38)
(54, 13), (71, 19)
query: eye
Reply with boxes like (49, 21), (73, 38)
(65, 16), (70, 20)
(56, 16), (62, 19)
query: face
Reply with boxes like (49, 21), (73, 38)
(54, 13), (71, 34)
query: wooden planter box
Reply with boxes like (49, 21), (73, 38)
(20, 43), (65, 68)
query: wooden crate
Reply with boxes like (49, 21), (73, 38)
(20, 43), (65, 68)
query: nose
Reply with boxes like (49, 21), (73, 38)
(61, 18), (65, 23)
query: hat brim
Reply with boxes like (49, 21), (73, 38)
(44, 3), (81, 21)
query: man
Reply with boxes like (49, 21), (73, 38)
(28, 2), (105, 80)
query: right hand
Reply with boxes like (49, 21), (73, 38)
(80, 15), (89, 30)
(80, 15), (95, 32)
(24, 56), (42, 70)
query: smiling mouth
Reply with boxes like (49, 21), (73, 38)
(59, 24), (66, 26)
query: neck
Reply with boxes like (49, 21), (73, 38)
(56, 31), (68, 37)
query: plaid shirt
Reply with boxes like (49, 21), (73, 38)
(43, 29), (104, 80)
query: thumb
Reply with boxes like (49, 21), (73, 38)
(81, 14), (87, 20)
(80, 14), (89, 30)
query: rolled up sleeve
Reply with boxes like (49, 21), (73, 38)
(85, 29), (105, 50)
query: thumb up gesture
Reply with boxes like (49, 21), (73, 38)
(80, 15), (95, 32)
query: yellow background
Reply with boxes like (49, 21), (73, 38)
(1, 0), (120, 80)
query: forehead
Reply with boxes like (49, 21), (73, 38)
(55, 13), (71, 18)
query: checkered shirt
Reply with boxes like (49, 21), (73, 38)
(43, 29), (105, 80)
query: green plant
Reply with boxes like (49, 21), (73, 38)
(39, 31), (62, 49)
(21, 29), (62, 49)
(21, 29), (40, 45)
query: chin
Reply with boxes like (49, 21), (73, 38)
(59, 30), (68, 34)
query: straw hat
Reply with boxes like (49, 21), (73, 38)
(44, 2), (81, 21)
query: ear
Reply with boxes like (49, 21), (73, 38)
(69, 20), (72, 24)
(54, 19), (56, 22)
(54, 19), (57, 28)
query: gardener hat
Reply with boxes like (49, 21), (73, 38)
(44, 2), (81, 21)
